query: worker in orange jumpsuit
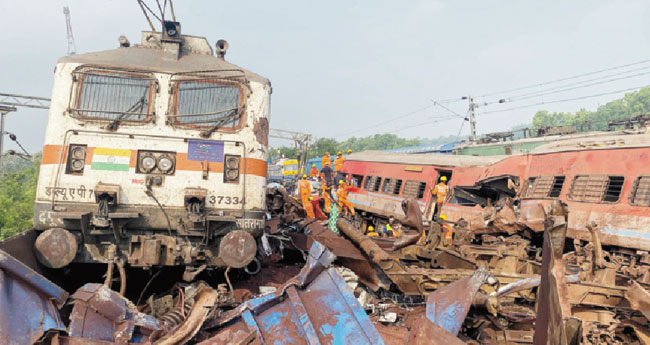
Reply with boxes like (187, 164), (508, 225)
(309, 164), (319, 178)
(322, 152), (331, 169)
(322, 183), (332, 213)
(366, 225), (379, 237)
(432, 176), (449, 218)
(337, 180), (355, 217)
(299, 175), (314, 219)
(440, 215), (453, 246)
(333, 151), (345, 173)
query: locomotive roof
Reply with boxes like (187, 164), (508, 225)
(58, 31), (269, 85)
(531, 132), (650, 154)
(346, 151), (508, 167)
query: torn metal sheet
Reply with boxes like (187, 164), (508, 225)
(0, 249), (67, 345)
(426, 266), (490, 336)
(202, 241), (386, 345)
(625, 281), (650, 320)
(68, 283), (161, 343)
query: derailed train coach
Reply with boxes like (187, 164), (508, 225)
(32, 22), (271, 272)
(343, 133), (650, 252)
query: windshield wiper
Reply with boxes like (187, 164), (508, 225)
(199, 112), (239, 138)
(106, 93), (147, 131)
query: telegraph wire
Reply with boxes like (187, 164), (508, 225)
(335, 103), (436, 138)
(477, 58), (650, 98)
(387, 115), (460, 134)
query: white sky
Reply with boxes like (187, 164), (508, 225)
(1, 0), (650, 153)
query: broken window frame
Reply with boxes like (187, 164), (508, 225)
(522, 175), (566, 199)
(629, 175), (650, 206)
(351, 174), (364, 188)
(167, 70), (250, 132)
(568, 174), (625, 204)
(69, 67), (157, 123)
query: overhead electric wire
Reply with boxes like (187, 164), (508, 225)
(431, 100), (467, 119)
(477, 84), (650, 116)
(477, 58), (650, 98)
(492, 70), (650, 105)
(387, 115), (460, 134)
(335, 103), (435, 138)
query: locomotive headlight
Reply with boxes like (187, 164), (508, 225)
(223, 155), (240, 183)
(140, 154), (157, 173)
(66, 144), (86, 174)
(158, 155), (174, 173)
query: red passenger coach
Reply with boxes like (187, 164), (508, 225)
(442, 134), (650, 252)
(340, 151), (506, 223)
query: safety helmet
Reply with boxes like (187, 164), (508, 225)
(338, 180), (344, 184)
(325, 151), (329, 155)
(368, 226), (374, 231)
(337, 151), (342, 155)
(347, 149), (352, 153)
(309, 196), (313, 201)
(440, 176), (448, 181)
(302, 174), (307, 179)
(312, 164), (316, 167)
(439, 214), (447, 220)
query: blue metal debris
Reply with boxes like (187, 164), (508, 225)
(0, 248), (68, 345)
(201, 241), (386, 345)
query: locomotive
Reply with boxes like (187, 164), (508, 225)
(32, 22), (271, 274)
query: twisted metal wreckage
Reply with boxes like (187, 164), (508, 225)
(0, 188), (649, 344)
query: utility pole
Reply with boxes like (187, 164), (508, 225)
(63, 6), (77, 55)
(0, 106), (17, 173)
(462, 96), (477, 141)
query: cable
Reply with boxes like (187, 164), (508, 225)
(477, 85), (650, 116)
(432, 100), (467, 119)
(492, 65), (650, 102)
(477, 58), (650, 98)
(387, 115), (460, 134)
(335, 103), (435, 138)
(500, 70), (650, 104)
(137, 0), (158, 31)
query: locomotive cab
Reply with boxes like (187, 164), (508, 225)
(33, 23), (271, 274)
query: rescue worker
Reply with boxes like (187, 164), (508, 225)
(322, 152), (331, 169)
(432, 176), (449, 218)
(347, 149), (352, 155)
(333, 151), (345, 173)
(309, 164), (319, 178)
(298, 175), (314, 219)
(321, 164), (333, 185)
(322, 183), (332, 213)
(366, 225), (379, 237)
(440, 214), (453, 246)
(383, 215), (402, 238)
(337, 180), (356, 217)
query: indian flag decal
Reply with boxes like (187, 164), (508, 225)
(91, 148), (131, 171)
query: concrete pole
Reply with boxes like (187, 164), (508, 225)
(0, 106), (17, 174)
(468, 96), (477, 142)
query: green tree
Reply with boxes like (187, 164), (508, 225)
(0, 156), (40, 239)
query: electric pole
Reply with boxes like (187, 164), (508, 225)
(462, 96), (477, 141)
(63, 6), (77, 55)
(0, 106), (17, 173)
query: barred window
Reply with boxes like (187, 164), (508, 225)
(381, 178), (392, 193)
(568, 175), (625, 203)
(393, 179), (403, 195)
(524, 175), (566, 198)
(170, 79), (244, 130)
(403, 180), (427, 200)
(372, 177), (382, 192)
(630, 176), (650, 206)
(363, 176), (374, 190)
(71, 69), (155, 122)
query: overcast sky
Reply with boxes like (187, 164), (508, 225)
(1, 0), (650, 153)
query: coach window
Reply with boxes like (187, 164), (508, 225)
(568, 175), (625, 203)
(168, 75), (247, 133)
(630, 176), (650, 206)
(372, 177), (383, 192)
(403, 180), (427, 200)
(351, 174), (364, 187)
(70, 68), (156, 123)
(381, 178), (392, 193)
(393, 179), (403, 195)
(363, 176), (374, 190)
(524, 175), (566, 198)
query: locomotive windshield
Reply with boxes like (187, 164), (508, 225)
(169, 79), (244, 131)
(70, 68), (155, 122)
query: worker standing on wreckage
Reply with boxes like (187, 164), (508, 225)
(309, 163), (319, 179)
(432, 176), (449, 218)
(337, 179), (355, 217)
(333, 151), (345, 174)
(299, 175), (315, 218)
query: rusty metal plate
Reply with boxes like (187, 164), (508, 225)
(219, 230), (257, 268)
(34, 228), (78, 268)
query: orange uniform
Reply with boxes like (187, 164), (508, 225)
(309, 167), (319, 178)
(299, 179), (314, 219)
(432, 182), (449, 215)
(337, 182), (355, 216)
(322, 154), (331, 169)
(333, 156), (345, 172)
(322, 184), (332, 213)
